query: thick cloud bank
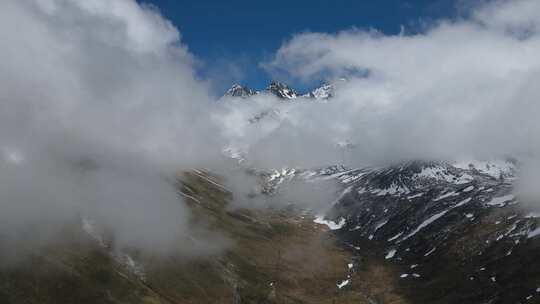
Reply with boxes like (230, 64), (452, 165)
(2, 0), (540, 259)
(0, 0), (223, 256)
(253, 0), (540, 167)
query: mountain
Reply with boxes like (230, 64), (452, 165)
(222, 81), (337, 128)
(0, 170), (363, 304)
(221, 77), (540, 303)
(265, 81), (299, 99)
(4, 77), (538, 304)
(309, 159), (540, 304)
(303, 82), (335, 99)
(223, 81), (335, 100)
(224, 150), (540, 304)
(7, 157), (535, 304)
(224, 84), (257, 98)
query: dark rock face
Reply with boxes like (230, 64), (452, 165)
(322, 160), (540, 304)
(265, 81), (298, 99)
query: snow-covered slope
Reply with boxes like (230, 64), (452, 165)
(227, 156), (538, 303)
(310, 159), (540, 304)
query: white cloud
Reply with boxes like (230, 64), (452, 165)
(3, 0), (540, 258)
(473, 0), (540, 35)
(253, 0), (540, 166)
(0, 0), (224, 257)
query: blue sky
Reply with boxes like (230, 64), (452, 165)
(143, 0), (460, 93)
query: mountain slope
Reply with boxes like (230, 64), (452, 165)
(0, 170), (372, 304)
(225, 84), (257, 98)
(2, 157), (536, 303)
(318, 160), (540, 304)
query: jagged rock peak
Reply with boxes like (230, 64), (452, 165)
(224, 83), (256, 98)
(266, 81), (298, 99)
(305, 82), (335, 99)
(223, 80), (342, 100)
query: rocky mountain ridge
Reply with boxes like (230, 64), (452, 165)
(269, 159), (540, 304)
(223, 81), (334, 100)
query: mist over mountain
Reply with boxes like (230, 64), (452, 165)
(1, 0), (540, 303)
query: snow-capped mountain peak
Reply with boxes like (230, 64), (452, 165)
(305, 82), (335, 99)
(223, 81), (340, 101)
(224, 83), (256, 98)
(266, 81), (299, 99)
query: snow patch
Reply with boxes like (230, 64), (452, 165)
(414, 164), (474, 184)
(388, 232), (403, 242)
(462, 186), (474, 192)
(385, 249), (397, 259)
(485, 194), (515, 207)
(527, 227), (540, 239)
(455, 197), (472, 208)
(424, 247), (437, 257)
(337, 279), (350, 289)
(314, 216), (346, 230)
(375, 219), (389, 231)
(525, 212), (540, 218)
(402, 198), (472, 240)
(114, 252), (146, 281)
(434, 191), (458, 201)
(453, 160), (515, 179)
(82, 217), (106, 247)
(407, 193), (424, 199)
(371, 183), (410, 196)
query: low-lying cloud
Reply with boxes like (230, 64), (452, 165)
(247, 0), (540, 167)
(211, 0), (540, 212)
(3, 0), (540, 260)
(0, 0), (224, 257)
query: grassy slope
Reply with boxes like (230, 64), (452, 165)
(0, 225), (164, 304)
(0, 171), (376, 304)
